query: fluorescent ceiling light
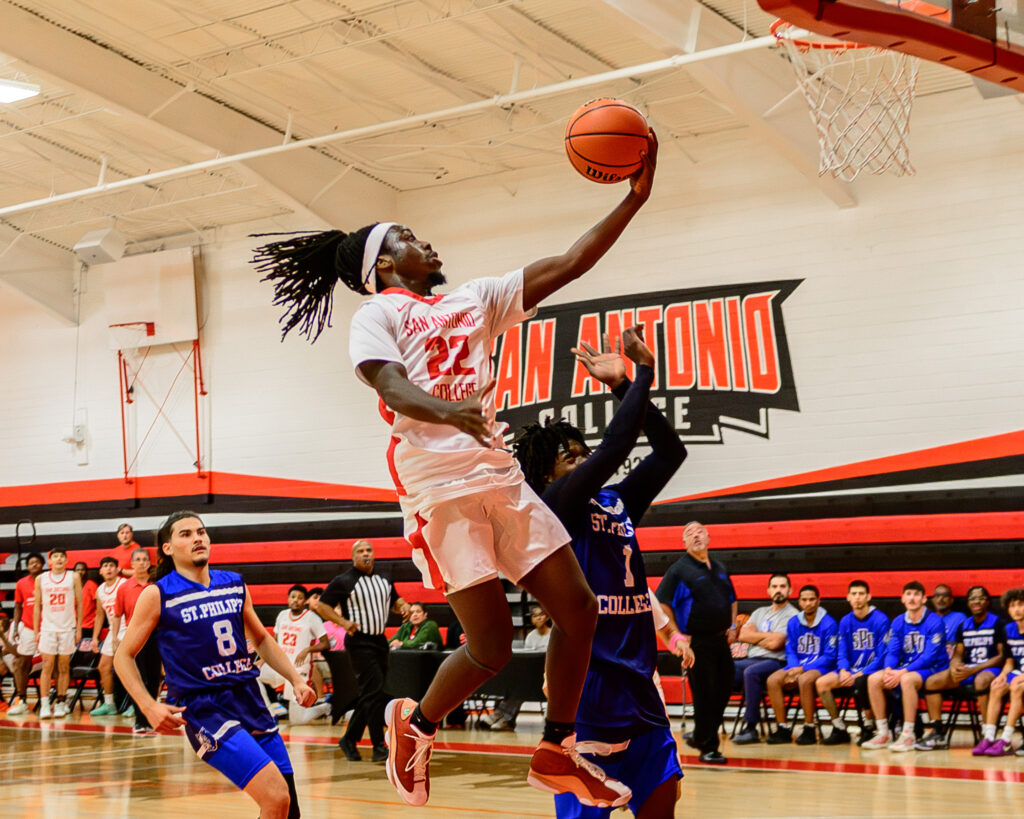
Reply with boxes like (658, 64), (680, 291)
(0, 79), (40, 103)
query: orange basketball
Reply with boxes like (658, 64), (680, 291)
(564, 99), (649, 184)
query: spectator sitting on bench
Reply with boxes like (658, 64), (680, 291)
(389, 603), (441, 650)
(815, 579), (890, 746)
(765, 584), (838, 745)
(862, 581), (947, 752)
(732, 573), (798, 745)
(916, 585), (1006, 751)
(932, 583), (968, 660)
(973, 587), (1024, 757)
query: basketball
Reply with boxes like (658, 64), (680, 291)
(564, 99), (649, 184)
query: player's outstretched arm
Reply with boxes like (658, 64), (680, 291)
(359, 359), (499, 447)
(113, 585), (186, 732)
(521, 130), (657, 311)
(243, 589), (316, 707)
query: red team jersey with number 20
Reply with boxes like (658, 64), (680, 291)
(349, 270), (535, 508)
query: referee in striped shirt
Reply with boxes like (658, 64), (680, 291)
(315, 540), (409, 762)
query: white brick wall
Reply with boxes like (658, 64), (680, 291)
(2, 87), (1022, 497)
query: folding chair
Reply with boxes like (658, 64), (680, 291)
(66, 650), (102, 713)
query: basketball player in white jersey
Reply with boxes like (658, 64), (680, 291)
(259, 585), (332, 724)
(90, 556), (127, 716)
(34, 548), (83, 719)
(255, 130), (657, 808)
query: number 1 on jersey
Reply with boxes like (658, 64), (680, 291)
(622, 546), (635, 587)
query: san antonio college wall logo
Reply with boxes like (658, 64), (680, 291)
(493, 280), (802, 444)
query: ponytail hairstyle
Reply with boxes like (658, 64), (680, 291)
(513, 419), (590, 494)
(154, 510), (205, 580)
(251, 225), (383, 342)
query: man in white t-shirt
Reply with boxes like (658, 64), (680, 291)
(732, 573), (799, 744)
(34, 548), (83, 719)
(255, 130), (657, 808)
(259, 585), (331, 725)
(90, 556), (127, 716)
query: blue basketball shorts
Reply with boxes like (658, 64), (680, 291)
(553, 725), (682, 819)
(176, 678), (292, 789)
(1007, 670), (1022, 683)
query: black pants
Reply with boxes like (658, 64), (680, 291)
(344, 634), (389, 747)
(835, 675), (871, 717)
(130, 636), (162, 729)
(689, 633), (735, 753)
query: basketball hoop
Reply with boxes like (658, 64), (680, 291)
(771, 19), (919, 181)
(108, 322), (156, 407)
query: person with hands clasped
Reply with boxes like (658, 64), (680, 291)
(114, 511), (313, 819)
(656, 522), (738, 764)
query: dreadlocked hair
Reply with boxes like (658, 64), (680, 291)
(513, 419), (590, 494)
(251, 225), (377, 342)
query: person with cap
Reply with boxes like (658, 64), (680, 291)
(253, 129), (657, 809)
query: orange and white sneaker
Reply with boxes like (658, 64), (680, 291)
(384, 698), (436, 807)
(527, 734), (632, 808)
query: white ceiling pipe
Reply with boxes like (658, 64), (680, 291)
(0, 35), (776, 220)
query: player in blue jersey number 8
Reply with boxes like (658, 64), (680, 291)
(114, 511), (315, 819)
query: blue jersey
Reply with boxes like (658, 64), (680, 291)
(572, 487), (667, 741)
(1005, 620), (1024, 670)
(883, 610), (947, 673)
(938, 611), (968, 658)
(957, 612), (1005, 666)
(837, 608), (891, 675)
(784, 609), (838, 673)
(156, 569), (257, 699)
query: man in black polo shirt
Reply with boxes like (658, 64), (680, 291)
(314, 540), (409, 762)
(656, 521), (737, 764)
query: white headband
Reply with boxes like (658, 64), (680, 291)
(361, 221), (397, 295)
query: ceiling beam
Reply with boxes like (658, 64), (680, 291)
(0, 3), (393, 229)
(599, 0), (856, 208)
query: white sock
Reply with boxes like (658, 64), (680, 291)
(832, 718), (846, 730)
(41, 696), (50, 708)
(983, 723), (997, 742)
(876, 719), (890, 736)
(104, 693), (115, 705)
(900, 724), (914, 737)
(1001, 725), (1014, 742)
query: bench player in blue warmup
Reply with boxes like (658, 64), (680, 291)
(861, 580), (947, 752)
(973, 586), (1024, 756)
(114, 511), (315, 819)
(514, 326), (687, 819)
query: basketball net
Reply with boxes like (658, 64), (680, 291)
(772, 20), (919, 182)
(109, 322), (155, 405)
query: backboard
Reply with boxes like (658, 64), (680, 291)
(758, 0), (1024, 91)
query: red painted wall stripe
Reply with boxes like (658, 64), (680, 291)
(0, 471), (398, 507)
(644, 569), (1024, 600)
(636, 512), (1024, 550)
(661, 429), (1024, 502)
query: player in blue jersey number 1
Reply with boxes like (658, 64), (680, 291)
(114, 511), (314, 819)
(514, 327), (688, 818)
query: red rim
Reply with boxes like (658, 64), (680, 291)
(770, 18), (872, 50)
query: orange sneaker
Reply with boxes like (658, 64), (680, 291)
(527, 734), (632, 808)
(384, 698), (436, 806)
(0, 700), (9, 712)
